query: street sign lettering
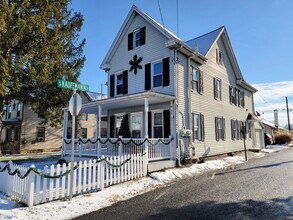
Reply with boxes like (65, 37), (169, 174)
(57, 79), (89, 92)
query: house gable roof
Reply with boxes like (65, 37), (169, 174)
(186, 26), (257, 93)
(100, 5), (180, 69)
(185, 26), (223, 56)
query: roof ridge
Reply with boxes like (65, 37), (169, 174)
(186, 25), (225, 42)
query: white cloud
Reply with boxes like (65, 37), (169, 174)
(252, 81), (293, 127)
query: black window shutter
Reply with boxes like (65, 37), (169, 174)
(231, 120), (234, 140)
(123, 70), (128, 94)
(128, 33), (133, 51)
(163, 57), (170, 87)
(163, 110), (170, 138)
(215, 117), (219, 141)
(148, 112), (152, 138)
(214, 78), (217, 99)
(229, 86), (232, 104)
(140, 27), (146, 46)
(145, 63), (151, 90)
(223, 118), (226, 140)
(110, 74), (115, 97)
(201, 114), (205, 141)
(110, 115), (115, 138)
(199, 70), (203, 94)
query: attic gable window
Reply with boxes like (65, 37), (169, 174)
(128, 27), (146, 50)
(216, 49), (223, 64)
(134, 29), (140, 47)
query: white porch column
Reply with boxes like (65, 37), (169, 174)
(62, 108), (68, 157)
(96, 105), (102, 156)
(144, 98), (149, 138)
(144, 97), (149, 175)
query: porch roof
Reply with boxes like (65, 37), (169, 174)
(78, 91), (175, 114)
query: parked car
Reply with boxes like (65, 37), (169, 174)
(264, 133), (273, 146)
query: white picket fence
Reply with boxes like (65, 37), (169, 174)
(63, 137), (173, 161)
(0, 153), (147, 207)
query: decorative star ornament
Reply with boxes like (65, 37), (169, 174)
(129, 54), (143, 74)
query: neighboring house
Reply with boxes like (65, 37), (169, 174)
(0, 92), (105, 154)
(70, 5), (264, 168)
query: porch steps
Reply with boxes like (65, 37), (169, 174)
(148, 160), (176, 172)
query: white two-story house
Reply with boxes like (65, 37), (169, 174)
(65, 5), (264, 171)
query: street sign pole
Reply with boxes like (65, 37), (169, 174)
(69, 90), (76, 200)
(57, 78), (87, 201)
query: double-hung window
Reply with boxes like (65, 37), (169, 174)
(216, 49), (223, 64)
(231, 119), (240, 140)
(215, 116), (225, 141)
(116, 73), (123, 95)
(17, 103), (21, 117)
(8, 105), (12, 118)
(134, 29), (141, 48)
(153, 112), (163, 138)
(193, 113), (205, 141)
(191, 66), (203, 94)
(153, 61), (162, 88)
(36, 127), (45, 142)
(239, 91), (245, 108)
(214, 78), (222, 100)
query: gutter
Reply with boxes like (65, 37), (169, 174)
(165, 39), (207, 64)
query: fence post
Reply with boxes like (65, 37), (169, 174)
(100, 156), (105, 190)
(27, 164), (35, 207)
(143, 139), (148, 176)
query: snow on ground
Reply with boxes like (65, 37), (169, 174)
(262, 144), (289, 153)
(0, 150), (276, 220)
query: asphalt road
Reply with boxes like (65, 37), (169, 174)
(75, 148), (293, 220)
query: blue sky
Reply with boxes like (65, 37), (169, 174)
(70, 0), (293, 126)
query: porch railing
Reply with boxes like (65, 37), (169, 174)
(63, 137), (173, 162)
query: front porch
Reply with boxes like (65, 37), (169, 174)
(62, 91), (177, 172)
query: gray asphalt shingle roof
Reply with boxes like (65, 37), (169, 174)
(185, 26), (224, 56)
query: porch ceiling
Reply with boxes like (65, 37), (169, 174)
(79, 91), (175, 114)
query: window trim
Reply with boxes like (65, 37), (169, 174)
(115, 113), (125, 137)
(36, 127), (45, 142)
(115, 72), (124, 96)
(152, 110), (164, 138)
(214, 78), (222, 100)
(193, 112), (204, 141)
(133, 28), (141, 48)
(130, 112), (143, 138)
(216, 48), (224, 64)
(215, 116), (225, 141)
(152, 59), (163, 88)
(191, 65), (199, 92)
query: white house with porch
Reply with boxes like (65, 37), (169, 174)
(62, 5), (264, 172)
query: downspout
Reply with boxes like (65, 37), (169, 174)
(187, 56), (193, 158)
(174, 48), (181, 166)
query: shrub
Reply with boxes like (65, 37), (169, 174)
(274, 130), (292, 145)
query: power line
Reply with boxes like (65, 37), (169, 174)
(255, 91), (278, 110)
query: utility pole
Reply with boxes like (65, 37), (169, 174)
(286, 97), (291, 131)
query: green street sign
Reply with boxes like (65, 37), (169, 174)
(57, 79), (89, 92)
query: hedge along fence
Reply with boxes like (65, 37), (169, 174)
(0, 153), (147, 207)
